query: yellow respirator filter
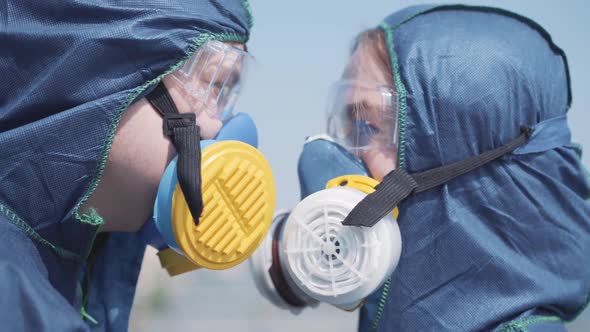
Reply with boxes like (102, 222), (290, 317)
(158, 141), (275, 274)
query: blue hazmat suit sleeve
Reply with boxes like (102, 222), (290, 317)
(84, 233), (146, 332)
(0, 217), (89, 332)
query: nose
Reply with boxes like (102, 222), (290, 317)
(196, 111), (223, 139)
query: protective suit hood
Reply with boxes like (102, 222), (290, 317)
(359, 4), (590, 332)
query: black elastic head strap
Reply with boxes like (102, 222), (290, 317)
(146, 81), (203, 225)
(342, 126), (533, 227)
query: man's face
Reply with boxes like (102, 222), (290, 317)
(163, 42), (246, 139)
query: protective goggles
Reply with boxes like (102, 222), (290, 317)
(168, 40), (253, 121)
(326, 80), (399, 153)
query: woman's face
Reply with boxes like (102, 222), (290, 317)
(341, 47), (397, 181)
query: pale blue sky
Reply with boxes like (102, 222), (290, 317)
(132, 2), (590, 331)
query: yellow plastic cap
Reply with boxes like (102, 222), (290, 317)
(326, 174), (399, 219)
(157, 248), (201, 276)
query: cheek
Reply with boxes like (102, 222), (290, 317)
(361, 147), (397, 181)
(163, 76), (222, 139)
(197, 112), (223, 139)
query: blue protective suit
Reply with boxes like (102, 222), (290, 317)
(0, 1), (252, 330)
(348, 5), (590, 331)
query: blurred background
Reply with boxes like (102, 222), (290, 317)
(130, 1), (590, 331)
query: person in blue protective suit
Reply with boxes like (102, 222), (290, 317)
(0, 1), (278, 331)
(249, 4), (590, 332)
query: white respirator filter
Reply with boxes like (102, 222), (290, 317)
(250, 186), (402, 311)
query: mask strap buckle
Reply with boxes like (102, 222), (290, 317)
(146, 81), (204, 226)
(162, 113), (196, 137)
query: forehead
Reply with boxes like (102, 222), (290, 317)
(228, 42), (245, 50)
(343, 47), (391, 86)
(181, 42), (247, 80)
(203, 44), (244, 66)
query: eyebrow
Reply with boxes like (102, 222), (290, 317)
(344, 100), (378, 115)
(224, 71), (241, 86)
(216, 55), (243, 87)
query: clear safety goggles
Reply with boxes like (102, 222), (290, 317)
(168, 40), (253, 121)
(326, 80), (399, 153)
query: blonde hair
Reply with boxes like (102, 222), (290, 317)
(349, 28), (394, 87)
